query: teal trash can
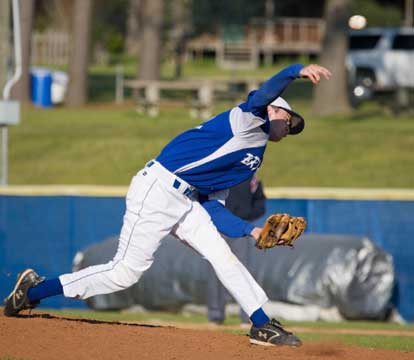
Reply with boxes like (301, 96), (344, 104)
(31, 68), (53, 108)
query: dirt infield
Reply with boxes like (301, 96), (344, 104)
(1, 311), (413, 360)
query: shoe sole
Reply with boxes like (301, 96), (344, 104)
(4, 268), (34, 304)
(250, 338), (301, 347)
(250, 339), (275, 347)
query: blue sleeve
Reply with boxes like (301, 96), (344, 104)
(241, 63), (304, 116)
(202, 200), (254, 238)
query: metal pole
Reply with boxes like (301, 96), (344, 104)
(0, 0), (10, 91)
(0, 126), (7, 185)
(1, 0), (22, 186)
(3, 0), (22, 100)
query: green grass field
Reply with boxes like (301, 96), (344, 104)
(298, 333), (414, 352)
(8, 58), (413, 188)
(8, 100), (414, 188)
(41, 309), (414, 352)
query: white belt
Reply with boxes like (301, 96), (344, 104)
(145, 160), (196, 197)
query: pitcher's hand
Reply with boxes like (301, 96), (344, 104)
(250, 227), (262, 241)
(299, 64), (332, 84)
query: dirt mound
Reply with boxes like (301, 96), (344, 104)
(1, 311), (412, 360)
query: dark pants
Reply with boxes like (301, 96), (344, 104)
(206, 234), (252, 324)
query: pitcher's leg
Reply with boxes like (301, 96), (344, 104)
(206, 260), (226, 323)
(61, 172), (192, 300)
(174, 202), (268, 317)
(61, 197), (160, 298)
(227, 234), (252, 323)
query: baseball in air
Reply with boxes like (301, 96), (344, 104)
(348, 15), (367, 30)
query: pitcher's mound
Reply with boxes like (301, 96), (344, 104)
(0, 312), (411, 360)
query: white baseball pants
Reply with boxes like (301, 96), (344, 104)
(60, 161), (268, 316)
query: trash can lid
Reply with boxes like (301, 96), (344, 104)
(30, 67), (52, 77)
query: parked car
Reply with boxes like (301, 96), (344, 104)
(347, 27), (414, 108)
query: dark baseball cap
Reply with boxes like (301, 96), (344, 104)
(270, 97), (305, 135)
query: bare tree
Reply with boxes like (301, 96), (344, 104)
(12, 0), (35, 102)
(66, 0), (93, 107)
(404, 0), (413, 27)
(170, 0), (192, 79)
(37, 0), (73, 31)
(46, 0), (73, 31)
(126, 0), (142, 56)
(137, 0), (164, 80)
(0, 0), (10, 93)
(312, 0), (352, 116)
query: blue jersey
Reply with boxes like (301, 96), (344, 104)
(157, 64), (304, 195)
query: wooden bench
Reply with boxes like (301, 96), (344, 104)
(124, 79), (213, 119)
(124, 78), (265, 119)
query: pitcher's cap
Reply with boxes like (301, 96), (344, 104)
(270, 97), (305, 135)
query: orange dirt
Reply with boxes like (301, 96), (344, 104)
(1, 311), (413, 360)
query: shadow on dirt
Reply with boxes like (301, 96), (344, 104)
(17, 312), (166, 328)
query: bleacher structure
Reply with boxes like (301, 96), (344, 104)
(29, 17), (325, 70)
(187, 17), (326, 69)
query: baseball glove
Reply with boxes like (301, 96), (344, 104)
(255, 213), (307, 249)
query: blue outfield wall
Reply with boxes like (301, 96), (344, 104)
(1, 193), (414, 320)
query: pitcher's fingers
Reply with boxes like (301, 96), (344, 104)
(318, 67), (332, 79)
(313, 70), (321, 83)
(306, 71), (318, 84)
(311, 71), (320, 84)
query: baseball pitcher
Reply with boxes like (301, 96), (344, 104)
(4, 63), (331, 347)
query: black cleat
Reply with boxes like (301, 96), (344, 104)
(3, 269), (45, 317)
(249, 318), (302, 347)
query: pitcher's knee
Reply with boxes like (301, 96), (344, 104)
(208, 250), (240, 270)
(110, 260), (142, 289)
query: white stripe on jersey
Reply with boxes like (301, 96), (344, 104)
(174, 108), (268, 174)
(229, 107), (266, 134)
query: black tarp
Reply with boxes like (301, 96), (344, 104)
(73, 233), (394, 320)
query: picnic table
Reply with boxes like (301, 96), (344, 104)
(124, 78), (264, 119)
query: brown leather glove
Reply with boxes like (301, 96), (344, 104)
(255, 213), (307, 249)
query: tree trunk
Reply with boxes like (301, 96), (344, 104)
(312, 0), (352, 116)
(405, 0), (413, 27)
(0, 0), (10, 94)
(170, 0), (192, 79)
(126, 0), (142, 56)
(137, 0), (164, 80)
(12, 0), (35, 102)
(66, 0), (93, 107)
(42, 0), (73, 31)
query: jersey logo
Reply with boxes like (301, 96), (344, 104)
(241, 153), (261, 171)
